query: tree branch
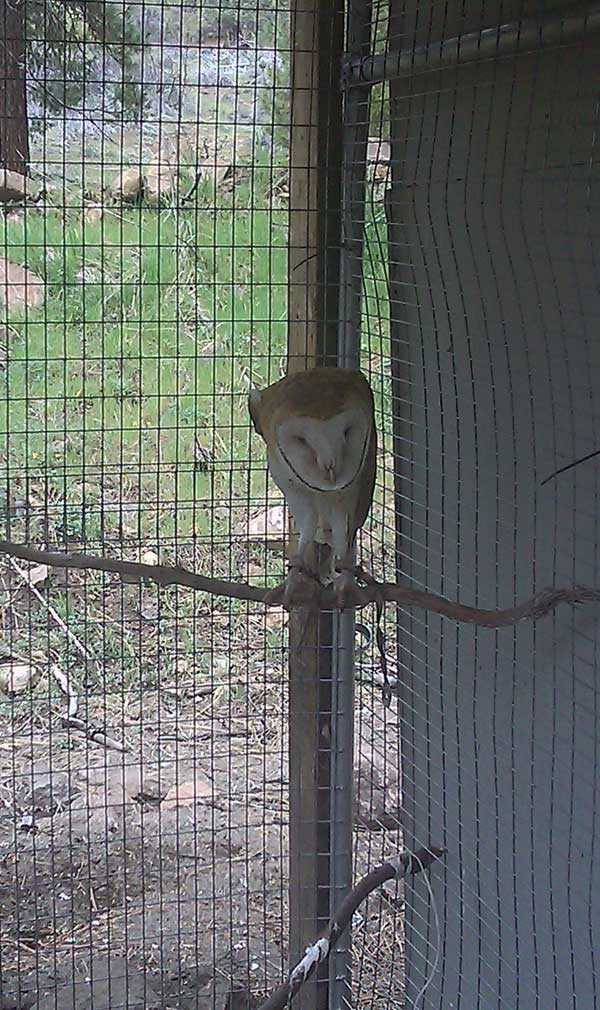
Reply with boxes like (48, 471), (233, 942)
(257, 845), (444, 1010)
(64, 0), (108, 46)
(0, 539), (598, 627)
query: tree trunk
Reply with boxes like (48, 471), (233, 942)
(0, 0), (29, 174)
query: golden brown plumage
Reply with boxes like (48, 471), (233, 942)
(249, 366), (377, 607)
(249, 367), (373, 430)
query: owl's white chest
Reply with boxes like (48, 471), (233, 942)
(267, 446), (360, 552)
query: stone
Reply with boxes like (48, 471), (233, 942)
(366, 137), (391, 164)
(366, 137), (391, 181)
(83, 203), (103, 223)
(0, 168), (39, 204)
(145, 152), (178, 205)
(239, 504), (287, 546)
(109, 166), (144, 202)
(0, 655), (38, 695)
(0, 257), (44, 311)
(33, 954), (161, 1010)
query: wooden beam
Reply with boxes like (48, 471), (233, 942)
(288, 0), (343, 374)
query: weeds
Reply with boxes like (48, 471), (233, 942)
(0, 181), (287, 546)
(0, 177), (390, 701)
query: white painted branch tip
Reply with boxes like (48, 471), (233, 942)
(388, 851), (411, 877)
(289, 937), (330, 985)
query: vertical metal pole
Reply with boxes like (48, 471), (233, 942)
(384, 6), (415, 998)
(287, 4), (344, 1010)
(331, 2), (373, 1009)
(338, 0), (373, 371)
(328, 611), (356, 1010)
(385, 5), (411, 677)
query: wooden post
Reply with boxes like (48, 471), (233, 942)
(287, 3), (344, 1010)
(288, 1), (344, 372)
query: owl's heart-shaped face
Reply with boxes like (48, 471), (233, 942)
(274, 407), (370, 492)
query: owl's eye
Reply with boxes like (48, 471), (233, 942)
(295, 435), (307, 447)
(343, 425), (352, 439)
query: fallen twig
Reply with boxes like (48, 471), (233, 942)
(51, 662), (78, 718)
(7, 556), (93, 663)
(257, 845), (444, 1010)
(0, 540), (598, 628)
(63, 716), (127, 753)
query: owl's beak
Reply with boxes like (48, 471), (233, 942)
(317, 453), (337, 483)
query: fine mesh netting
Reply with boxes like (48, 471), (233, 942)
(355, 2), (600, 1007)
(1, 2), (599, 1009)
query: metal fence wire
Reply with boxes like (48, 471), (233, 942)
(353, 2), (600, 1009)
(0, 1), (599, 1010)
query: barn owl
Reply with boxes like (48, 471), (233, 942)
(248, 367), (377, 608)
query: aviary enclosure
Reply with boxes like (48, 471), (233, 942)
(0, 1), (599, 1008)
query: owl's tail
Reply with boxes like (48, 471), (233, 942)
(314, 523), (336, 584)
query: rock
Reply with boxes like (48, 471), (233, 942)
(0, 655), (39, 695)
(83, 203), (103, 223)
(109, 166), (144, 202)
(354, 705), (402, 830)
(0, 168), (39, 204)
(161, 773), (213, 809)
(238, 505), (287, 546)
(366, 137), (391, 164)
(265, 605), (288, 629)
(145, 152), (178, 205)
(140, 595), (159, 621)
(0, 257), (44, 312)
(28, 769), (72, 815)
(366, 137), (391, 181)
(0, 323), (11, 369)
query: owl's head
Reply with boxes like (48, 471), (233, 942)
(248, 367), (376, 493)
(275, 407), (371, 492)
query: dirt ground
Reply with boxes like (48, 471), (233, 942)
(0, 568), (404, 1010)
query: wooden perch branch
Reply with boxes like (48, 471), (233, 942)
(0, 540), (599, 628)
(0, 540), (267, 602)
(257, 845), (444, 1010)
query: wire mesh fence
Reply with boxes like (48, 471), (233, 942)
(1, 1), (293, 1006)
(1, 1), (599, 1009)
(355, 2), (600, 1008)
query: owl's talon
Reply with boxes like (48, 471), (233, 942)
(335, 563), (376, 588)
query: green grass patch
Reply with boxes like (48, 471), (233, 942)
(0, 183), (288, 543)
(0, 181), (393, 707)
(0, 180), (390, 557)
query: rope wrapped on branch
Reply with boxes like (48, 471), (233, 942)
(257, 845), (444, 1010)
(0, 540), (599, 628)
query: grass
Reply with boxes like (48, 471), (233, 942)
(0, 171), (391, 716)
(0, 176), (288, 545)
(0, 179), (397, 1010)
(0, 174), (391, 551)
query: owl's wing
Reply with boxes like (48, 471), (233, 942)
(248, 389), (264, 436)
(352, 425), (377, 538)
